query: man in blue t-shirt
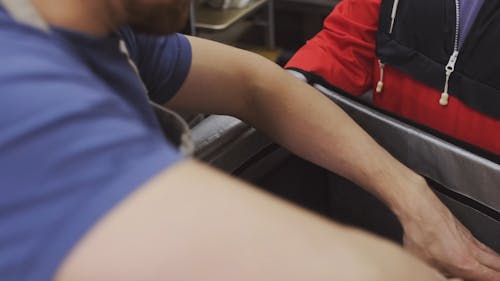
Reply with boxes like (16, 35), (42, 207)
(0, 1), (498, 281)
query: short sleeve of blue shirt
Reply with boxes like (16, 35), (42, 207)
(120, 28), (192, 104)
(0, 9), (192, 281)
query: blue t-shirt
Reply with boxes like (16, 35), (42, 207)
(0, 7), (191, 281)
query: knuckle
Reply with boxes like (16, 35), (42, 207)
(452, 254), (478, 272)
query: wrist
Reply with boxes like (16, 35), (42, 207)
(387, 175), (451, 229)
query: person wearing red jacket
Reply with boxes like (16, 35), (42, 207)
(286, 0), (500, 155)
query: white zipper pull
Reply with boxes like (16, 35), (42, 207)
(376, 60), (385, 93)
(440, 50), (459, 106)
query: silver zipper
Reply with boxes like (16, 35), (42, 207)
(440, 0), (461, 106)
(389, 0), (400, 34)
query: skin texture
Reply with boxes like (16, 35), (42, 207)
(170, 36), (500, 281)
(26, 0), (500, 280)
(55, 160), (452, 281)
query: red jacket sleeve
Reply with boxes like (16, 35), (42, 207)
(286, 0), (381, 96)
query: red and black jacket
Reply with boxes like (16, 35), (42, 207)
(286, 0), (500, 155)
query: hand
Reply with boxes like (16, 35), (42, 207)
(402, 208), (500, 281)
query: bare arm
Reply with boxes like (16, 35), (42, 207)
(167, 36), (500, 281)
(169, 37), (430, 219)
(55, 160), (449, 281)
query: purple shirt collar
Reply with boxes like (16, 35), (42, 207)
(459, 0), (484, 48)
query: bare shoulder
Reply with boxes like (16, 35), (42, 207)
(54, 160), (445, 281)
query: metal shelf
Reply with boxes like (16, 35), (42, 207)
(194, 0), (269, 30)
(190, 0), (275, 48)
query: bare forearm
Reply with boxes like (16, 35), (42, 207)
(169, 36), (446, 226)
(239, 57), (446, 224)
